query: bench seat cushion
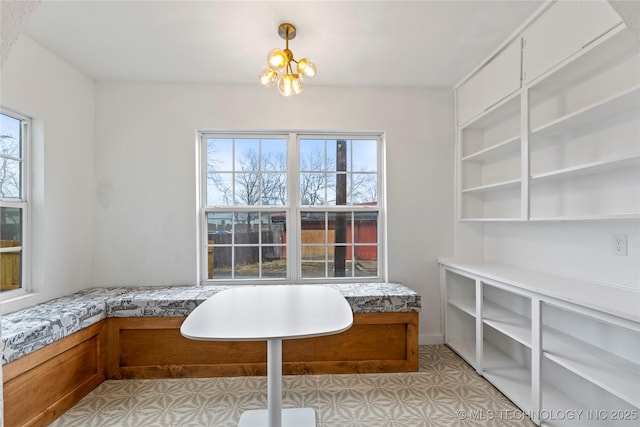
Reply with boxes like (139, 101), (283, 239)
(106, 283), (421, 317)
(2, 283), (420, 364)
(1, 288), (128, 364)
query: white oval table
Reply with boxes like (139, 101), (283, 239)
(180, 285), (354, 427)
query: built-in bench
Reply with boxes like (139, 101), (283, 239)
(2, 283), (420, 427)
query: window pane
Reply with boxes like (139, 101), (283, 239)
(328, 212), (351, 277)
(352, 139), (377, 172)
(0, 113), (21, 158)
(1, 207), (22, 291)
(206, 138), (233, 171)
(206, 212), (232, 280)
(301, 212), (326, 245)
(262, 246), (286, 278)
(235, 172), (260, 205)
(300, 173), (326, 205)
(262, 173), (287, 205)
(0, 159), (20, 199)
(235, 246), (259, 278)
(261, 139), (287, 171)
(207, 172), (232, 205)
(233, 212), (260, 244)
(1, 206), (22, 242)
(354, 212), (377, 277)
(328, 212), (351, 244)
(326, 173), (342, 205)
(301, 247), (326, 278)
(328, 245), (352, 278)
(300, 139), (325, 171)
(351, 174), (377, 205)
(0, 251), (21, 290)
(355, 248), (378, 277)
(261, 212), (286, 244)
(209, 244), (232, 280)
(353, 212), (378, 244)
(235, 139), (259, 170)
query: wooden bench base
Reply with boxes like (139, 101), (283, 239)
(2, 322), (107, 427)
(3, 312), (418, 427)
(107, 312), (419, 379)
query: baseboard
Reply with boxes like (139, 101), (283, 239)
(419, 333), (443, 345)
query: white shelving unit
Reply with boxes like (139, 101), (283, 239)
(459, 91), (522, 221)
(528, 26), (640, 221)
(456, 8), (640, 222)
(448, 2), (639, 425)
(441, 259), (640, 426)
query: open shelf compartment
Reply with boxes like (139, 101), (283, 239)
(482, 324), (532, 413)
(542, 302), (640, 409)
(482, 283), (532, 348)
(542, 357), (639, 426)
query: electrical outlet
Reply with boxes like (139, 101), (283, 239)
(612, 234), (628, 256)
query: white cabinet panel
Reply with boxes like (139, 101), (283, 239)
(523, 0), (582, 83)
(482, 38), (522, 112)
(458, 38), (522, 125)
(457, 72), (484, 125)
(582, 0), (622, 47)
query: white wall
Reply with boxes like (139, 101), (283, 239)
(94, 83), (455, 343)
(0, 34), (95, 314)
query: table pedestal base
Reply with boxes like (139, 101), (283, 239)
(238, 408), (316, 427)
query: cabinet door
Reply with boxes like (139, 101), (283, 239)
(458, 38), (522, 125)
(523, 0), (582, 83)
(581, 0), (622, 47)
(458, 71), (484, 125)
(482, 38), (522, 110)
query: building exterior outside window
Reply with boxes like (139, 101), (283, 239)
(200, 132), (384, 283)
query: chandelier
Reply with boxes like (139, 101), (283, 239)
(259, 23), (316, 96)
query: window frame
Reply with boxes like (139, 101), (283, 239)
(198, 131), (385, 284)
(0, 108), (31, 298)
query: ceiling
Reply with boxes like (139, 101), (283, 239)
(23, 0), (544, 88)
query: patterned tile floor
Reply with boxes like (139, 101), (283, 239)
(49, 345), (535, 426)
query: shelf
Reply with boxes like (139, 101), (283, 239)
(530, 26), (638, 94)
(542, 374), (640, 426)
(540, 382), (597, 427)
(530, 153), (640, 183)
(462, 178), (521, 194)
(462, 135), (521, 162)
(460, 217), (525, 222)
(483, 340), (532, 412)
(438, 260), (640, 323)
(460, 90), (521, 130)
(530, 84), (640, 139)
(529, 213), (640, 222)
(483, 300), (531, 348)
(543, 326), (640, 409)
(447, 298), (476, 318)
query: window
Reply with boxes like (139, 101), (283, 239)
(200, 132), (383, 283)
(0, 110), (29, 294)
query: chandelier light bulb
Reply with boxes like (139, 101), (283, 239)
(297, 58), (316, 79)
(278, 74), (296, 96)
(261, 23), (314, 96)
(259, 67), (278, 87)
(267, 48), (287, 69)
(292, 75), (304, 94)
